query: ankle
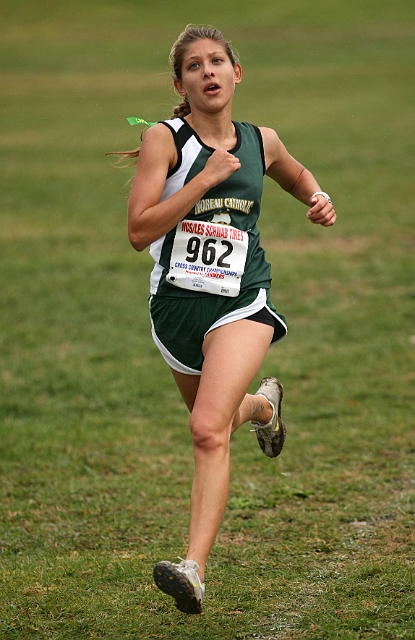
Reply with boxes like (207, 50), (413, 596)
(186, 557), (205, 583)
(251, 394), (273, 425)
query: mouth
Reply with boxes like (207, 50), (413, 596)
(204, 83), (220, 95)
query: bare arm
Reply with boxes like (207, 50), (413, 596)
(128, 124), (241, 251)
(259, 126), (336, 227)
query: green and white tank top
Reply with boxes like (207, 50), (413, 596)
(149, 118), (272, 297)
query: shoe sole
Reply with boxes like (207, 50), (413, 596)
(153, 561), (202, 614)
(255, 378), (286, 458)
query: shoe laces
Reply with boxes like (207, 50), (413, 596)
(176, 558), (205, 593)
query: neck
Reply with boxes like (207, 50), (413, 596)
(185, 105), (236, 149)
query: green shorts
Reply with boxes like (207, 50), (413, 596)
(149, 288), (287, 375)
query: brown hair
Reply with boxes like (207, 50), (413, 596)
(108, 25), (238, 163)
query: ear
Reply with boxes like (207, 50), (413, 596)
(234, 63), (243, 85)
(174, 79), (186, 97)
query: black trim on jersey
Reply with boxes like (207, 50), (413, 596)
(253, 125), (266, 176)
(179, 117), (242, 154)
(161, 120), (194, 179)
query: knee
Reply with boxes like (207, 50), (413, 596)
(189, 413), (229, 452)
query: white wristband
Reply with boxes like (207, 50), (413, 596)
(311, 191), (332, 204)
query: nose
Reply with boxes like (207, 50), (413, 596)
(203, 65), (214, 78)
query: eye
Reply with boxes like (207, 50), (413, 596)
(212, 57), (223, 64)
(188, 61), (200, 70)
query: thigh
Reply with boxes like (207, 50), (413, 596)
(170, 368), (201, 412)
(193, 319), (274, 430)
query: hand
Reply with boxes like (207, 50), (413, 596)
(203, 148), (241, 188)
(307, 195), (336, 226)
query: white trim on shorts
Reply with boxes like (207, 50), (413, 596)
(149, 289), (288, 376)
(205, 288), (287, 340)
(149, 308), (201, 375)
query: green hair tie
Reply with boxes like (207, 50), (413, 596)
(127, 117), (158, 127)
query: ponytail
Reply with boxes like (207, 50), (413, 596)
(171, 97), (191, 119)
(106, 146), (141, 165)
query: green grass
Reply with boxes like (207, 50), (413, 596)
(1, 0), (415, 638)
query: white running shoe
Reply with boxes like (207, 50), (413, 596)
(153, 558), (205, 614)
(251, 377), (286, 458)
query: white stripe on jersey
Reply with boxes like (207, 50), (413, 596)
(149, 119), (203, 294)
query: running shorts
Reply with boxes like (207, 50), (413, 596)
(149, 288), (287, 375)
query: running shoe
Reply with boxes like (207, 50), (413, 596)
(251, 377), (286, 458)
(153, 558), (205, 614)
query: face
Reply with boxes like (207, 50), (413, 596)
(174, 39), (242, 114)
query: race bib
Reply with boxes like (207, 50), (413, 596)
(166, 220), (248, 297)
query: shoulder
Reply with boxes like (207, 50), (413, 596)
(258, 126), (281, 148)
(139, 122), (177, 169)
(141, 122), (175, 145)
(257, 127), (287, 169)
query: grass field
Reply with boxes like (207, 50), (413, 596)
(1, 1), (415, 638)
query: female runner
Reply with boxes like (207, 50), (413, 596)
(122, 25), (336, 614)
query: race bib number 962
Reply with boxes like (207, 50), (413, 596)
(166, 220), (249, 297)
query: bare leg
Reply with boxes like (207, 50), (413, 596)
(170, 366), (273, 432)
(171, 319), (274, 582)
